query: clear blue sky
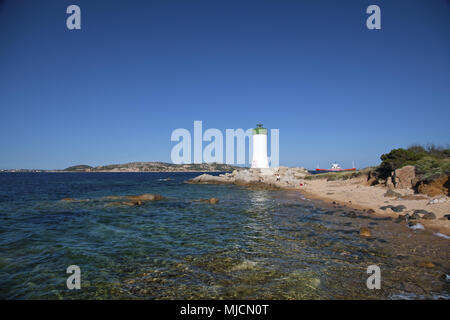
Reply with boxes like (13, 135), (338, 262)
(0, 0), (449, 169)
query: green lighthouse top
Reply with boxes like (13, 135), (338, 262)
(253, 123), (267, 135)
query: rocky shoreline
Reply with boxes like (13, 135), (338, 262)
(187, 166), (310, 189)
(188, 167), (450, 236)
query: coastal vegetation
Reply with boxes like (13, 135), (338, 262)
(377, 144), (450, 180)
(305, 144), (450, 196)
(304, 167), (376, 181)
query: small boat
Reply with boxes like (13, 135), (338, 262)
(315, 162), (356, 172)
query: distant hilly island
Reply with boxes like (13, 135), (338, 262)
(1, 162), (241, 173)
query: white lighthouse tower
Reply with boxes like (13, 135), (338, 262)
(251, 123), (269, 168)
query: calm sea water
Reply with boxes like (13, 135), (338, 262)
(0, 172), (449, 299)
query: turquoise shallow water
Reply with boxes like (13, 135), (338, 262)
(0, 172), (449, 299)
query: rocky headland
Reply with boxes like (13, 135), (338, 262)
(187, 166), (309, 189)
(1, 162), (240, 173)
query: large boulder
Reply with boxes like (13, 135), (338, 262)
(188, 167), (309, 188)
(417, 175), (449, 197)
(233, 169), (262, 184)
(392, 165), (415, 189)
(188, 173), (232, 184)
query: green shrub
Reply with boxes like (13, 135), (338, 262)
(304, 167), (375, 181)
(377, 144), (450, 181)
(414, 156), (450, 182)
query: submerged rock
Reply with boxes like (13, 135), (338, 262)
(341, 211), (357, 218)
(419, 261), (435, 268)
(104, 196), (122, 200)
(108, 201), (142, 207)
(230, 260), (257, 271)
(193, 198), (220, 204)
(359, 227), (372, 237)
(209, 198), (219, 204)
(61, 198), (89, 203)
(126, 194), (165, 201)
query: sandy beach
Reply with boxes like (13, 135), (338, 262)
(299, 176), (450, 235)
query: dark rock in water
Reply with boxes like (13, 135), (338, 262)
(395, 214), (410, 223)
(155, 201), (191, 209)
(410, 212), (421, 220)
(61, 198), (89, 203)
(367, 209), (375, 214)
(193, 198), (219, 204)
(380, 205), (405, 212)
(342, 211), (357, 218)
(373, 216), (393, 221)
(441, 274), (450, 282)
(359, 227), (371, 237)
(108, 201), (142, 207)
(384, 189), (401, 198)
(343, 222), (352, 226)
(422, 212), (436, 220)
(412, 209), (436, 220)
(392, 205), (406, 212)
